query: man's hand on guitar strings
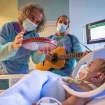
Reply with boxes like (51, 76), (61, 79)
(45, 53), (54, 62)
(81, 50), (90, 58)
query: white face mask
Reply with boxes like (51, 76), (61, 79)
(23, 18), (37, 32)
(56, 23), (67, 33)
(66, 65), (89, 84)
(78, 65), (89, 80)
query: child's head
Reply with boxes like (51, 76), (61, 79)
(79, 58), (105, 84)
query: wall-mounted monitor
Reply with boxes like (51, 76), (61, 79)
(86, 19), (105, 44)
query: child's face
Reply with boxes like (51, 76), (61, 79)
(79, 59), (105, 81)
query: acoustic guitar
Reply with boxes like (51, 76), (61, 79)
(35, 46), (84, 71)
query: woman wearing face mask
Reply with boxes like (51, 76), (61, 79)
(45, 15), (83, 76)
(0, 3), (50, 74)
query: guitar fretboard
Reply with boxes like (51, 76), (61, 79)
(58, 52), (83, 60)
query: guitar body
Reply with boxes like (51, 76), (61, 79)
(35, 46), (66, 71)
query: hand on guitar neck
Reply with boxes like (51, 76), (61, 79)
(35, 46), (90, 71)
(81, 50), (90, 58)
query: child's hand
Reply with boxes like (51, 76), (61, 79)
(32, 103), (36, 105)
(45, 53), (54, 62)
(38, 46), (51, 55)
(38, 43), (56, 55)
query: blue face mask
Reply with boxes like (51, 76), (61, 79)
(56, 23), (67, 33)
(23, 18), (37, 32)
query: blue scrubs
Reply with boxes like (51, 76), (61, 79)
(48, 34), (82, 76)
(0, 22), (45, 74)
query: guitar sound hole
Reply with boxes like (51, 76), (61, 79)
(51, 53), (58, 62)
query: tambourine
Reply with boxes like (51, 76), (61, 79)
(22, 37), (57, 51)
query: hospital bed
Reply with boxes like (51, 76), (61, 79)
(0, 47), (105, 105)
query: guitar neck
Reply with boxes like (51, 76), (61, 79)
(58, 52), (83, 60)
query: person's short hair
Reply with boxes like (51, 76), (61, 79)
(57, 15), (70, 24)
(17, 3), (46, 32)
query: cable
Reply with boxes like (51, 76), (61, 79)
(71, 35), (92, 52)
(82, 26), (86, 44)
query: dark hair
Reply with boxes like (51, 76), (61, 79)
(17, 3), (46, 32)
(57, 15), (70, 24)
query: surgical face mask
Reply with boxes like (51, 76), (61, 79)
(56, 23), (67, 33)
(66, 65), (89, 84)
(78, 65), (89, 80)
(23, 18), (37, 32)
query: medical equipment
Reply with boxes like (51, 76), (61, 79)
(0, 74), (24, 92)
(22, 37), (57, 51)
(86, 19), (105, 44)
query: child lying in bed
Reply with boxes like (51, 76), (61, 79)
(33, 58), (105, 105)
(62, 58), (105, 105)
(0, 58), (105, 105)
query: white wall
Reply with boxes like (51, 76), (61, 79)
(40, 22), (56, 37)
(69, 0), (105, 51)
(39, 21), (69, 37)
